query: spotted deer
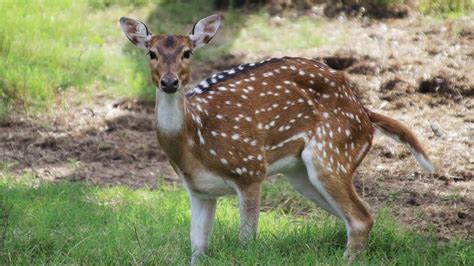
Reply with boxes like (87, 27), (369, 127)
(120, 14), (434, 264)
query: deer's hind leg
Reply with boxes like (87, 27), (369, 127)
(282, 159), (339, 217)
(301, 145), (373, 261)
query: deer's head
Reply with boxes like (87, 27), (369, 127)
(119, 15), (222, 94)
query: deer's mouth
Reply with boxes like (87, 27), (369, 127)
(161, 86), (179, 94)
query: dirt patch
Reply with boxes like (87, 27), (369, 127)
(0, 96), (177, 188)
(323, 1), (410, 19)
(317, 54), (358, 70)
(381, 77), (412, 92)
(418, 73), (474, 100)
(378, 77), (415, 104)
(348, 60), (381, 75)
(459, 25), (474, 40)
(314, 51), (384, 78)
(418, 75), (461, 99)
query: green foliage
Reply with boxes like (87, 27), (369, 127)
(0, 1), (187, 117)
(0, 0), (324, 119)
(233, 13), (322, 53)
(420, 0), (474, 15)
(0, 1), (106, 115)
(0, 175), (473, 264)
(372, 0), (406, 6)
(335, 0), (473, 16)
(0, 0), (186, 118)
(2, 0), (470, 121)
(88, 0), (154, 9)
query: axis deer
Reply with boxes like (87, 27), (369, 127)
(119, 14), (434, 264)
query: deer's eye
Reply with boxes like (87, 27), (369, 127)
(182, 50), (192, 60)
(148, 51), (157, 60)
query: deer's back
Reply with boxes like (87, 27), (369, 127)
(185, 57), (374, 184)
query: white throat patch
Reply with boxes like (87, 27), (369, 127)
(155, 89), (184, 134)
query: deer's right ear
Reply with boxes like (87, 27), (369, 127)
(119, 17), (152, 49)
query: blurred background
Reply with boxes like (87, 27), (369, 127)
(0, 0), (473, 264)
(1, 0), (473, 116)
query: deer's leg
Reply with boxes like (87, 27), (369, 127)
(189, 192), (217, 265)
(282, 160), (339, 217)
(236, 183), (262, 244)
(340, 186), (373, 262)
(301, 147), (373, 261)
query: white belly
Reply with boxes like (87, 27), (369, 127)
(185, 170), (235, 197)
(184, 156), (302, 197)
(267, 155), (300, 176)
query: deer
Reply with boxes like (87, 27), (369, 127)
(119, 14), (434, 264)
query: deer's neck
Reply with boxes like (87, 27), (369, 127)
(155, 90), (186, 134)
(154, 90), (188, 164)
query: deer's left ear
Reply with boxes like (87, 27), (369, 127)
(189, 14), (222, 49)
(119, 17), (152, 49)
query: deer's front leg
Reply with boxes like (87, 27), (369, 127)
(236, 183), (262, 244)
(189, 193), (217, 265)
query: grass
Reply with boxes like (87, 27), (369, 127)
(1, 173), (472, 265)
(335, 0), (473, 18)
(1, 0), (473, 120)
(1, 1), (473, 263)
(0, 0), (145, 119)
(233, 14), (322, 54)
(0, 0), (323, 121)
(0, 0), (210, 119)
(372, 0), (407, 6)
(419, 0), (474, 16)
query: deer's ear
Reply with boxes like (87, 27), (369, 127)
(119, 17), (152, 49)
(189, 14), (222, 49)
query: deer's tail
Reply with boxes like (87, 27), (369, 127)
(368, 111), (435, 173)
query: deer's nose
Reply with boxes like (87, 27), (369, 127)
(160, 75), (179, 93)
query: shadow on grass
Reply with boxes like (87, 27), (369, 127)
(1, 181), (471, 264)
(0, 181), (189, 264)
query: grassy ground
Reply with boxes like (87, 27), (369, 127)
(1, 1), (473, 265)
(419, 0), (473, 16)
(2, 0), (470, 120)
(0, 0), (323, 120)
(1, 172), (472, 265)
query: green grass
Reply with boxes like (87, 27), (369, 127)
(375, 0), (474, 17)
(1, 0), (473, 120)
(0, 0), (211, 119)
(0, 0), (323, 121)
(232, 14), (321, 54)
(336, 0), (473, 17)
(1, 173), (472, 265)
(372, 0), (407, 6)
(419, 0), (474, 16)
(0, 0), (149, 119)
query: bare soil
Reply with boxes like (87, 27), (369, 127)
(1, 15), (472, 240)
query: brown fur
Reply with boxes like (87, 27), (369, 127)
(148, 35), (193, 88)
(368, 111), (431, 160)
(183, 57), (375, 187)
